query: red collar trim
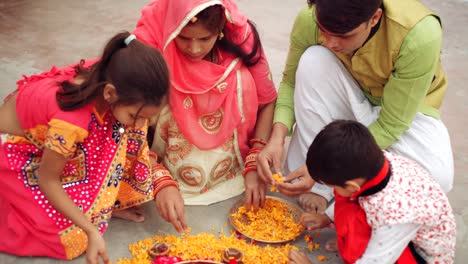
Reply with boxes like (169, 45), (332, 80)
(351, 158), (389, 200)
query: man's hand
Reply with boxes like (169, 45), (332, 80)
(276, 164), (315, 197)
(155, 186), (187, 233)
(256, 123), (289, 184)
(257, 140), (285, 185)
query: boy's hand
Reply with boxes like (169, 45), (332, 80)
(301, 211), (332, 231)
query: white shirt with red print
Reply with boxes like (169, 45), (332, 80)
(354, 152), (456, 264)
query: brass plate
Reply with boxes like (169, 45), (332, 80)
(228, 196), (304, 243)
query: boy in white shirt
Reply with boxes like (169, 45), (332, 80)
(288, 120), (455, 264)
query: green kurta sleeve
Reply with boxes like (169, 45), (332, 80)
(368, 16), (443, 149)
(273, 6), (317, 133)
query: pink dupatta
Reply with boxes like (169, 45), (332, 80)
(133, 0), (272, 157)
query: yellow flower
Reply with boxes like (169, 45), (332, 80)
(270, 173), (284, 192)
(230, 198), (303, 242)
(116, 230), (299, 264)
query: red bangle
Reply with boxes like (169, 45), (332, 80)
(154, 179), (179, 199)
(242, 166), (257, 177)
(149, 151), (158, 162)
(249, 138), (267, 148)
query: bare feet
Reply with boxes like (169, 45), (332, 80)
(325, 238), (338, 252)
(112, 206), (145, 223)
(297, 192), (328, 213)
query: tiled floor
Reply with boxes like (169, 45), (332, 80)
(0, 0), (467, 263)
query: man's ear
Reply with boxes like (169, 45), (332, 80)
(369, 8), (383, 28)
(103, 83), (118, 103)
(344, 180), (361, 193)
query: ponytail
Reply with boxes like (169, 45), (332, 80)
(57, 31), (169, 111)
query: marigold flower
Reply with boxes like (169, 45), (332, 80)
(270, 173), (284, 192)
(230, 198), (303, 242)
(116, 230), (299, 264)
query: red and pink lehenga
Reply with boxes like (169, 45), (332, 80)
(0, 63), (159, 259)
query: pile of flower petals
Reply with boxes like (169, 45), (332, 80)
(231, 198), (303, 242)
(116, 230), (298, 264)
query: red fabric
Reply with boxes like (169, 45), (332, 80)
(334, 192), (372, 264)
(396, 246), (419, 264)
(0, 63), (123, 259)
(335, 158), (418, 263)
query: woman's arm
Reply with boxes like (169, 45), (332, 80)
(243, 101), (275, 211)
(37, 148), (109, 264)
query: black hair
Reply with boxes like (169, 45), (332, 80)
(194, 5), (263, 67)
(310, 0), (383, 34)
(57, 31), (169, 111)
(306, 120), (384, 187)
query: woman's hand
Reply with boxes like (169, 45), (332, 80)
(244, 171), (267, 212)
(86, 228), (110, 264)
(276, 164), (315, 197)
(155, 186), (187, 233)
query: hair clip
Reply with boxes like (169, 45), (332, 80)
(124, 34), (137, 46)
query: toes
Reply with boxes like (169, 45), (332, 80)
(325, 238), (338, 252)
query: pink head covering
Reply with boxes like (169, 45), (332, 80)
(134, 0), (259, 153)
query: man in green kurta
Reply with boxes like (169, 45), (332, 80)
(257, 0), (453, 221)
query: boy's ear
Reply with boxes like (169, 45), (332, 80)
(103, 83), (118, 103)
(344, 180), (361, 193)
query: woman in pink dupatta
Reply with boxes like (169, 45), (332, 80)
(133, 0), (277, 224)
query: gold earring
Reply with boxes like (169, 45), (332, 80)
(219, 32), (224, 40)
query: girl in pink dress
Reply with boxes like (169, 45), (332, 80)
(0, 31), (178, 263)
(133, 0), (278, 230)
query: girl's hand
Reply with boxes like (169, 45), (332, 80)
(86, 228), (110, 264)
(155, 186), (187, 233)
(244, 171), (267, 212)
